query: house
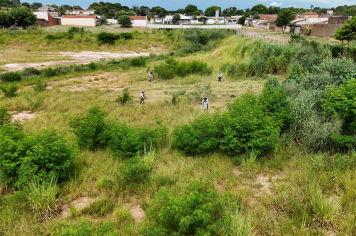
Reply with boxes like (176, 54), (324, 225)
(309, 16), (352, 37)
(205, 17), (226, 24)
(33, 12), (59, 27)
(130, 16), (147, 27)
(259, 14), (278, 21)
(70, 9), (95, 15)
(164, 14), (192, 24)
(107, 19), (118, 24)
(61, 15), (101, 27)
(38, 6), (57, 12)
(227, 15), (243, 24)
(300, 12), (319, 18)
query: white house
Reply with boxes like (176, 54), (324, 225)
(61, 15), (101, 27)
(205, 17), (226, 24)
(130, 16), (147, 27)
(70, 9), (95, 15)
(164, 14), (193, 24)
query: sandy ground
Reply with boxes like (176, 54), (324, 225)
(10, 111), (39, 122)
(3, 51), (150, 72)
(59, 197), (97, 218)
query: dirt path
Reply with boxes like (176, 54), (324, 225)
(3, 51), (149, 72)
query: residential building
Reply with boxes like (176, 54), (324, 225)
(300, 12), (319, 18)
(33, 12), (59, 27)
(164, 14), (192, 24)
(70, 9), (95, 15)
(38, 6), (56, 12)
(259, 14), (278, 21)
(130, 16), (147, 27)
(61, 15), (101, 27)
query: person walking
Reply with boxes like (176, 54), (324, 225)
(218, 72), (223, 82)
(201, 97), (208, 110)
(140, 91), (146, 104)
(148, 72), (153, 82)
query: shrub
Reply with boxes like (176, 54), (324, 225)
(25, 178), (58, 219)
(69, 105), (108, 150)
(33, 79), (47, 93)
(154, 59), (212, 80)
(130, 57), (146, 67)
(68, 27), (84, 33)
(97, 32), (120, 45)
(117, 150), (155, 186)
(118, 15), (132, 27)
(88, 62), (98, 70)
(81, 198), (116, 217)
(115, 88), (133, 105)
(104, 122), (168, 157)
(0, 83), (19, 97)
(144, 178), (227, 235)
(218, 93), (280, 156)
(115, 206), (133, 224)
(0, 128), (75, 188)
(322, 78), (356, 133)
(330, 133), (356, 149)
(23, 67), (41, 76)
(0, 72), (22, 82)
(43, 67), (57, 77)
(172, 115), (220, 155)
(0, 106), (11, 128)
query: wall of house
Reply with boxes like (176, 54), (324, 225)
(35, 13), (58, 27)
(311, 24), (328, 37)
(131, 20), (147, 27)
(325, 16), (352, 37)
(61, 18), (97, 27)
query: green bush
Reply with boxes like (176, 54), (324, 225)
(218, 93), (280, 156)
(144, 178), (227, 235)
(68, 27), (84, 33)
(88, 62), (98, 70)
(115, 88), (133, 105)
(0, 83), (19, 97)
(104, 122), (168, 157)
(172, 115), (220, 155)
(117, 150), (155, 186)
(322, 78), (356, 133)
(154, 58), (212, 80)
(130, 57), (146, 67)
(0, 72), (22, 82)
(330, 133), (356, 149)
(23, 67), (41, 76)
(69, 106), (108, 151)
(97, 32), (120, 45)
(0, 106), (11, 128)
(33, 79), (47, 93)
(0, 127), (75, 188)
(43, 67), (58, 77)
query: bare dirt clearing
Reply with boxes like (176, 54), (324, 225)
(59, 197), (97, 218)
(3, 51), (149, 72)
(10, 111), (40, 122)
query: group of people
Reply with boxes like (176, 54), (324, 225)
(139, 72), (224, 110)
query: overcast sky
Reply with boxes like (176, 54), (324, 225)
(28, 0), (355, 11)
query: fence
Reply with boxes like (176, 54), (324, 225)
(147, 24), (242, 29)
(44, 26), (139, 33)
(236, 30), (288, 45)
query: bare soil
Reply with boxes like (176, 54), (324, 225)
(130, 204), (146, 223)
(10, 111), (38, 122)
(3, 51), (149, 72)
(59, 197), (97, 218)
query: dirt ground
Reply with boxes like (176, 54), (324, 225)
(3, 51), (149, 72)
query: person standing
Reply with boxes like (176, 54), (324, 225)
(201, 97), (208, 110)
(148, 72), (153, 82)
(140, 91), (146, 104)
(218, 72), (223, 82)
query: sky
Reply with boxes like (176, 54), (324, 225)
(28, 0), (356, 11)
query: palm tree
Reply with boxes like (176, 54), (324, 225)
(310, 5), (314, 12)
(58, 5), (66, 15)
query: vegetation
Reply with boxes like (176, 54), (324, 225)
(1, 27), (356, 235)
(335, 16), (356, 43)
(118, 15), (132, 27)
(275, 8), (297, 34)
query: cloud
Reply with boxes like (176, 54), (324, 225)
(288, 5), (297, 7)
(270, 2), (283, 6)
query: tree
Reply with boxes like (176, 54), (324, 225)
(185, 4), (197, 14)
(21, 2), (30, 8)
(9, 6), (37, 27)
(126, 10), (136, 16)
(173, 13), (180, 23)
(204, 6), (221, 17)
(251, 4), (268, 14)
(238, 16), (246, 25)
(198, 16), (207, 24)
(73, 5), (82, 9)
(118, 15), (132, 27)
(32, 2), (42, 8)
(88, 2), (101, 9)
(151, 6), (167, 18)
(95, 6), (115, 18)
(112, 3), (122, 11)
(310, 5), (314, 11)
(116, 10), (127, 17)
(193, 10), (200, 16)
(0, 11), (15, 27)
(275, 8), (296, 34)
(58, 5), (67, 15)
(335, 16), (356, 43)
(49, 4), (58, 9)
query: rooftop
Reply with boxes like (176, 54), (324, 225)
(62, 15), (96, 18)
(72, 9), (94, 11)
(130, 16), (147, 20)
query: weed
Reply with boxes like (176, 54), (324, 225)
(115, 88), (133, 105)
(33, 80), (47, 93)
(115, 206), (133, 224)
(0, 72), (22, 82)
(0, 83), (19, 97)
(0, 106), (11, 127)
(81, 198), (116, 217)
(25, 178), (58, 219)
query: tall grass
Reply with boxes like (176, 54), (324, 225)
(222, 204), (255, 236)
(25, 179), (58, 219)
